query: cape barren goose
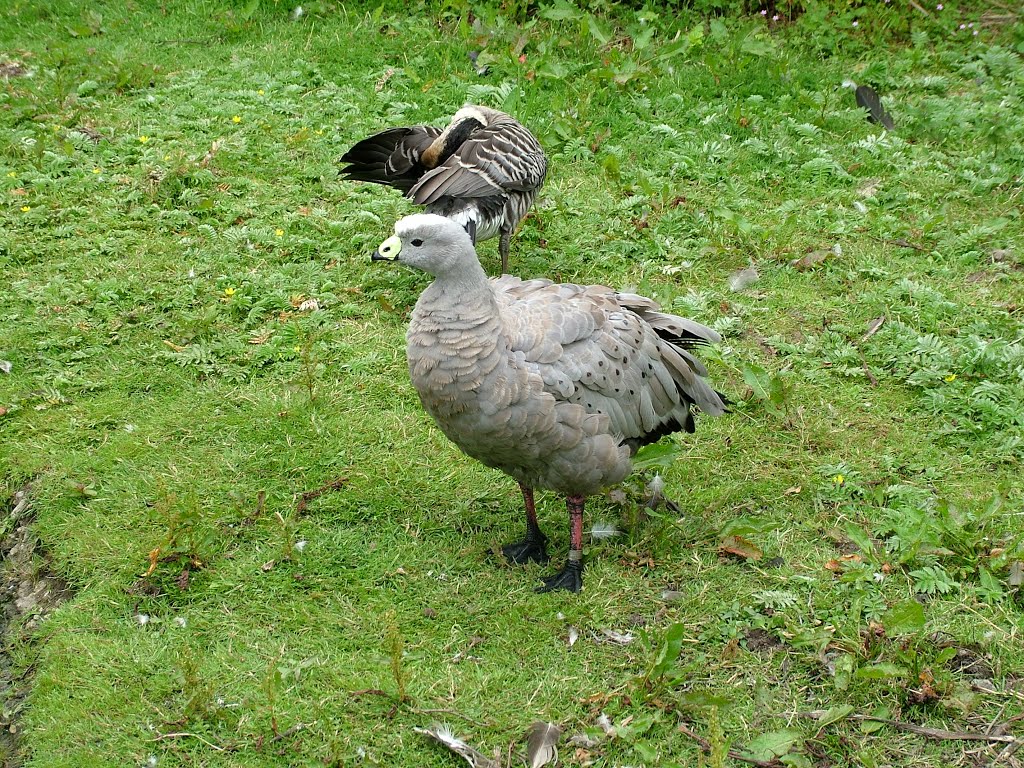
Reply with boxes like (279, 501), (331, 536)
(372, 214), (726, 592)
(342, 105), (547, 273)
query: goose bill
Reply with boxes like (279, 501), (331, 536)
(372, 234), (402, 261)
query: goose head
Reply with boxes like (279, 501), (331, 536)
(372, 214), (481, 279)
(420, 105), (497, 168)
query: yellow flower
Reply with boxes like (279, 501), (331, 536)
(20, 205), (30, 212)
(92, 167), (101, 174)
(293, 345), (301, 353)
(275, 228), (284, 237)
(944, 374), (957, 382)
(164, 155), (170, 161)
(6, 171), (16, 178)
(258, 89), (265, 95)
(223, 287), (236, 297)
(833, 474), (845, 485)
(139, 135), (149, 143)
(232, 115), (242, 124)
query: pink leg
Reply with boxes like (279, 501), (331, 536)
(537, 495), (586, 593)
(501, 483), (549, 565)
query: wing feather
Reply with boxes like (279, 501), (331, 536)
(411, 117), (547, 205)
(339, 126), (442, 193)
(492, 278), (725, 445)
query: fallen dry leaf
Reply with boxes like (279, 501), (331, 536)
(720, 535), (762, 561)
(375, 67), (395, 92)
(200, 139), (222, 167)
(789, 250), (829, 271)
(783, 486), (802, 496)
(824, 553), (863, 571)
(144, 546), (161, 577)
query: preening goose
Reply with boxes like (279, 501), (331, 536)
(373, 214), (727, 592)
(342, 105), (547, 274)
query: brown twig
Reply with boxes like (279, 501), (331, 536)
(990, 712), (1024, 740)
(860, 357), (879, 387)
(270, 722), (304, 743)
(868, 235), (929, 252)
(350, 688), (391, 698)
(677, 722), (778, 767)
(987, 735), (1024, 766)
(295, 476), (349, 515)
(795, 711), (1017, 743)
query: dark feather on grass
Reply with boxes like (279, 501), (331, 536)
(855, 85), (895, 131)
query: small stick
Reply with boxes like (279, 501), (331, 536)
(795, 711), (1017, 743)
(271, 723), (304, 743)
(296, 476), (349, 514)
(860, 358), (879, 387)
(987, 736), (1024, 767)
(351, 688), (391, 699)
(677, 722), (778, 767)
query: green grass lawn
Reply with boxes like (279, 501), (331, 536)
(1, 1), (1023, 766)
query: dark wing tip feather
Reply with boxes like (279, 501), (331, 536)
(855, 85), (895, 131)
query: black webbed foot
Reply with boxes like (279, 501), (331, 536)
(537, 561), (583, 593)
(501, 535), (549, 565)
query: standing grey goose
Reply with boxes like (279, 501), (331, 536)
(341, 105), (547, 274)
(373, 214), (727, 592)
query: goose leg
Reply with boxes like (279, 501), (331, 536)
(502, 482), (549, 565)
(499, 229), (511, 274)
(538, 495), (585, 593)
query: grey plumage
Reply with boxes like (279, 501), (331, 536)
(414, 725), (498, 768)
(526, 722), (561, 768)
(342, 105), (547, 273)
(373, 214), (726, 592)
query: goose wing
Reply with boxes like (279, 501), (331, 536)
(339, 125), (443, 194)
(410, 118), (547, 205)
(492, 277), (725, 445)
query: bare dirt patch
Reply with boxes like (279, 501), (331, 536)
(1, 485), (72, 764)
(0, 60), (28, 78)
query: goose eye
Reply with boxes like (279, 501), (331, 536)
(411, 238), (423, 247)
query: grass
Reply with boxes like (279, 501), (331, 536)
(1, 0), (1023, 766)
